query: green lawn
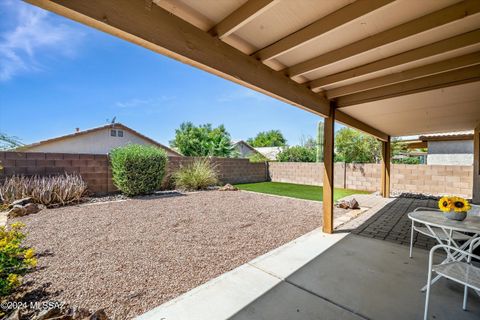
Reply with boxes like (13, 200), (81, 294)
(234, 181), (370, 202)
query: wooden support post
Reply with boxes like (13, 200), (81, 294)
(322, 104), (335, 234)
(473, 124), (480, 204)
(381, 136), (391, 198)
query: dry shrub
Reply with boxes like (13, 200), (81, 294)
(173, 158), (218, 191)
(0, 174), (88, 207)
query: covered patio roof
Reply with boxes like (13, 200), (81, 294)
(25, 0), (480, 231)
(26, 0), (480, 139)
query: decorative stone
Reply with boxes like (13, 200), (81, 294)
(69, 307), (91, 320)
(6, 309), (20, 320)
(219, 184), (238, 191)
(7, 205), (27, 218)
(9, 197), (33, 208)
(24, 203), (42, 215)
(85, 309), (108, 320)
(34, 308), (61, 320)
(336, 198), (360, 210)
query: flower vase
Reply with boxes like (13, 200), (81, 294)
(445, 211), (467, 221)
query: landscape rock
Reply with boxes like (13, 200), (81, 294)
(24, 203), (42, 215)
(7, 201), (44, 218)
(6, 309), (20, 320)
(336, 198), (360, 210)
(85, 309), (108, 320)
(7, 205), (27, 218)
(219, 184), (238, 191)
(34, 307), (62, 320)
(68, 307), (91, 319)
(9, 197), (33, 208)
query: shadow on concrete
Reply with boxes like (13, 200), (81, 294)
(229, 234), (480, 320)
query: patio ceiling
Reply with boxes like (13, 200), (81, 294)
(26, 0), (480, 140)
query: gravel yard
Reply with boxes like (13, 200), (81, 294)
(13, 191), (338, 319)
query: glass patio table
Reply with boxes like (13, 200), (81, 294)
(408, 210), (480, 291)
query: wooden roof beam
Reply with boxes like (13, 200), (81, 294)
(327, 52), (480, 98)
(26, 0), (390, 142)
(309, 29), (480, 90)
(26, 0), (331, 117)
(288, 0), (480, 78)
(209, 0), (278, 39)
(336, 65), (480, 107)
(253, 0), (394, 61)
(336, 111), (388, 141)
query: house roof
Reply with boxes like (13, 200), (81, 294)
(254, 146), (284, 161)
(419, 130), (474, 142)
(232, 140), (260, 154)
(19, 123), (182, 156)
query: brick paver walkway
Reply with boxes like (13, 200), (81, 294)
(350, 196), (439, 250)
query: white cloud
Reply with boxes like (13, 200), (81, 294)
(0, 1), (85, 81)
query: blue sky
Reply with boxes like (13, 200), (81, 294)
(0, 1), (338, 147)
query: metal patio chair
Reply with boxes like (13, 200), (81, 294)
(424, 237), (480, 320)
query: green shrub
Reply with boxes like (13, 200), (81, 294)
(110, 144), (168, 196)
(173, 158), (218, 191)
(248, 153), (269, 163)
(0, 174), (87, 207)
(0, 222), (37, 296)
(277, 146), (316, 162)
(393, 157), (421, 164)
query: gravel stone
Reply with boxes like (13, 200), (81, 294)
(13, 191), (329, 319)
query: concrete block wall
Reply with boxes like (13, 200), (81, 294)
(268, 162), (473, 198)
(0, 152), (268, 194)
(0, 152), (114, 193)
(392, 164), (472, 197)
(267, 162), (346, 188)
(345, 164), (381, 192)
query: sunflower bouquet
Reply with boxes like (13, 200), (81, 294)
(438, 196), (471, 221)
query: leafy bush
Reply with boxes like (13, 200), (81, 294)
(110, 144), (168, 196)
(277, 146), (316, 162)
(393, 157), (421, 164)
(0, 174), (87, 207)
(0, 222), (37, 296)
(247, 130), (286, 147)
(248, 153), (269, 163)
(173, 158), (218, 191)
(335, 127), (380, 163)
(170, 122), (234, 157)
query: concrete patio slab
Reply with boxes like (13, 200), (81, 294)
(286, 234), (480, 320)
(137, 263), (281, 320)
(230, 281), (364, 320)
(136, 230), (347, 320)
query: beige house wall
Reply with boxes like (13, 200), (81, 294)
(268, 162), (473, 198)
(23, 128), (178, 156)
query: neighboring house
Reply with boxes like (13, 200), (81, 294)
(19, 123), (181, 156)
(254, 146), (284, 161)
(418, 131), (473, 165)
(232, 140), (261, 158)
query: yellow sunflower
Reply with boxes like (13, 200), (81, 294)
(438, 196), (452, 212)
(451, 197), (470, 213)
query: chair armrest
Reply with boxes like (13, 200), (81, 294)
(430, 244), (480, 266)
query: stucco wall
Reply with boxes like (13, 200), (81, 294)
(427, 140), (473, 165)
(25, 128), (178, 156)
